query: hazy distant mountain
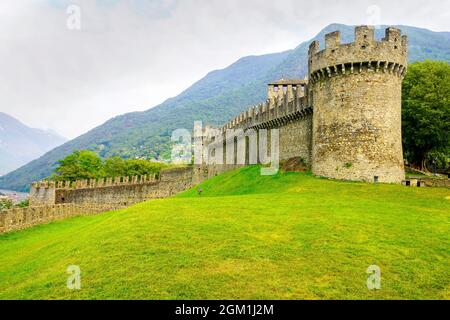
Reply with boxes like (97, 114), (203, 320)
(0, 112), (66, 176)
(1, 24), (449, 191)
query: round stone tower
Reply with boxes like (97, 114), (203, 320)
(309, 26), (407, 183)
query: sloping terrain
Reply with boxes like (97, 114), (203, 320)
(1, 24), (450, 191)
(0, 112), (66, 176)
(0, 166), (449, 299)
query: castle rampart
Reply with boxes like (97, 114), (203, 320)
(202, 25), (407, 184)
(54, 167), (194, 207)
(0, 204), (119, 234)
(29, 167), (195, 208)
(0, 167), (201, 234)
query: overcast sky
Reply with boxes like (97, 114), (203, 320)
(0, 0), (449, 139)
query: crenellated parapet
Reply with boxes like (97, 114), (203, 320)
(310, 26), (408, 183)
(309, 26), (408, 83)
(27, 167), (197, 211)
(31, 181), (56, 189)
(221, 79), (311, 132)
(48, 174), (159, 191)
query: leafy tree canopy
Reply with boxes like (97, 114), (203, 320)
(104, 157), (166, 178)
(0, 198), (13, 210)
(53, 151), (167, 182)
(54, 150), (104, 181)
(402, 61), (450, 171)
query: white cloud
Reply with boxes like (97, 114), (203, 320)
(0, 0), (449, 138)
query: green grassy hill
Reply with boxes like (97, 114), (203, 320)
(2, 24), (450, 192)
(1, 166), (449, 300)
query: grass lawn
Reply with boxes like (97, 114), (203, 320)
(0, 166), (449, 300)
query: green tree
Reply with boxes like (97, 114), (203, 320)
(0, 198), (13, 210)
(104, 157), (128, 177)
(53, 150), (104, 181)
(104, 157), (166, 178)
(124, 159), (165, 176)
(402, 61), (450, 171)
(52, 151), (168, 182)
(16, 199), (30, 208)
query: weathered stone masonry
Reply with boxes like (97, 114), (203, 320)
(1, 167), (201, 233)
(0, 204), (117, 234)
(202, 26), (407, 184)
(309, 26), (407, 183)
(30, 167), (196, 207)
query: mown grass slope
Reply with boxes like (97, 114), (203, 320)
(1, 166), (449, 300)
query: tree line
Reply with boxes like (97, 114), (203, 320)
(402, 61), (449, 172)
(51, 151), (169, 182)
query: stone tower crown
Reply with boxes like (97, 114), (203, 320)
(308, 26), (408, 82)
(267, 79), (307, 101)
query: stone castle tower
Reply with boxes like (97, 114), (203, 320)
(308, 26), (408, 183)
(193, 25), (408, 184)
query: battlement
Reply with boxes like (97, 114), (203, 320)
(309, 26), (408, 82)
(221, 79), (310, 132)
(31, 167), (192, 191)
(29, 167), (194, 205)
(31, 174), (159, 192)
(27, 166), (197, 210)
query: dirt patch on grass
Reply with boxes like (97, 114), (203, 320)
(281, 157), (309, 173)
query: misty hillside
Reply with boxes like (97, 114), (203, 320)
(1, 23), (450, 191)
(0, 112), (66, 177)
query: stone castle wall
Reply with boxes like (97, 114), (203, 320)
(0, 167), (199, 234)
(0, 204), (118, 234)
(55, 167), (194, 207)
(201, 26), (407, 184)
(279, 114), (313, 164)
(30, 167), (195, 208)
(199, 79), (313, 179)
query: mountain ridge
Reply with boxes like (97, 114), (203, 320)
(0, 112), (67, 177)
(1, 23), (450, 191)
